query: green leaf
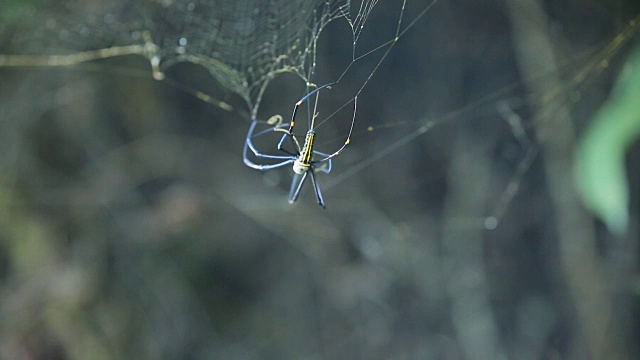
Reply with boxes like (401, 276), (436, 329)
(576, 46), (640, 235)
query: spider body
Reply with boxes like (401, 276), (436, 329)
(243, 82), (356, 208)
(293, 131), (315, 175)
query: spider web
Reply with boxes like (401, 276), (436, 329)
(0, 0), (374, 117)
(1, 1), (640, 358)
(0, 0), (637, 223)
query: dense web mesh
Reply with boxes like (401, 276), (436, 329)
(0, 0), (352, 112)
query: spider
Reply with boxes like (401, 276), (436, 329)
(243, 82), (357, 208)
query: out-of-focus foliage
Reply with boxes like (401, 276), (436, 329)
(576, 45), (640, 235)
(0, 0), (42, 21)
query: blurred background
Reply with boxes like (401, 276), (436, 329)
(1, 0), (640, 359)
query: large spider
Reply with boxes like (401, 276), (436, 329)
(243, 83), (357, 208)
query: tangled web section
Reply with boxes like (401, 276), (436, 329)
(0, 0), (381, 115)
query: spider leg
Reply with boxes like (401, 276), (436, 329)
(275, 131), (300, 157)
(278, 130), (300, 155)
(250, 121), (290, 138)
(313, 151), (332, 174)
(245, 120), (292, 159)
(308, 170), (326, 208)
(246, 136), (294, 160)
(288, 172), (308, 204)
(315, 95), (357, 163)
(278, 82), (336, 152)
(297, 82), (336, 106)
(244, 144), (295, 170)
(244, 120), (296, 170)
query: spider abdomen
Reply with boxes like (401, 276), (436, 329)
(293, 131), (315, 174)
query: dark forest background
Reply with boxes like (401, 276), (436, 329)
(1, 0), (639, 359)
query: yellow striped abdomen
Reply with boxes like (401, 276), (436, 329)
(293, 131), (315, 174)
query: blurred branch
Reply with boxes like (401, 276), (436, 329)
(507, 0), (626, 358)
(441, 129), (505, 359)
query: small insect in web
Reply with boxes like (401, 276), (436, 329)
(243, 83), (357, 208)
